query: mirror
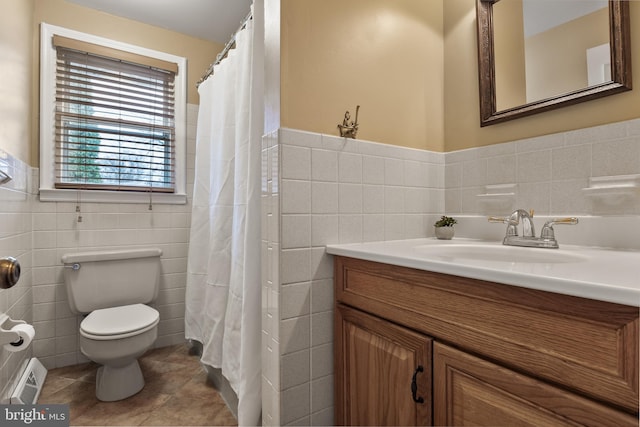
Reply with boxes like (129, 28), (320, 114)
(476, 0), (632, 127)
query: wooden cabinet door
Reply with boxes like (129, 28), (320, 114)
(433, 342), (638, 427)
(335, 304), (432, 426)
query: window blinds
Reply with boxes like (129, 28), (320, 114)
(53, 36), (177, 192)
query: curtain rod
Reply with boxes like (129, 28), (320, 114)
(196, 11), (253, 87)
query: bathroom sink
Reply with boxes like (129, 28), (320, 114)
(326, 238), (639, 306)
(414, 244), (588, 264)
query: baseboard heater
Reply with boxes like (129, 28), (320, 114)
(10, 357), (48, 404)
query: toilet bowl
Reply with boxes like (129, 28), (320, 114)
(61, 248), (163, 401)
(79, 304), (159, 401)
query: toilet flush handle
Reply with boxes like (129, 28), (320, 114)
(64, 263), (81, 271)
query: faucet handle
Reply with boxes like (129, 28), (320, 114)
(488, 216), (508, 223)
(540, 217), (579, 239)
(489, 209), (533, 224)
(488, 216), (518, 237)
(546, 217), (578, 226)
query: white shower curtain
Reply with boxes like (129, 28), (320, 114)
(185, 15), (261, 426)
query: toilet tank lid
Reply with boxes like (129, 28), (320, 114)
(62, 248), (162, 264)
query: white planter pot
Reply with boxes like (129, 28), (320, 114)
(435, 226), (455, 240)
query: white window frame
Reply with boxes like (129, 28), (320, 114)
(39, 23), (187, 204)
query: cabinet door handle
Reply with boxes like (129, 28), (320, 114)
(411, 365), (424, 404)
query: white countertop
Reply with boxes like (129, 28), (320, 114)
(326, 238), (640, 307)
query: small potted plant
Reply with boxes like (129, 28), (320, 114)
(434, 215), (457, 240)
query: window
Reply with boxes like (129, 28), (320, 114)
(40, 24), (187, 204)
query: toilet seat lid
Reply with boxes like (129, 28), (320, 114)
(81, 304), (159, 336)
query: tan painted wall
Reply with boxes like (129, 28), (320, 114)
(493, 0), (526, 111)
(444, 0), (640, 152)
(34, 0), (222, 104)
(525, 8), (609, 103)
(281, 0), (445, 151)
(0, 0), (34, 164)
(30, 0), (223, 166)
(281, 0), (639, 152)
(9, 0), (639, 162)
(265, 0), (281, 134)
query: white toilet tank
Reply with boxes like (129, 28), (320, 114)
(62, 248), (162, 314)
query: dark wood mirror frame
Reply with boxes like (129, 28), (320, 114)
(476, 0), (632, 127)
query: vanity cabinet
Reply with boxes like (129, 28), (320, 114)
(434, 343), (635, 427)
(334, 256), (639, 426)
(335, 304), (432, 426)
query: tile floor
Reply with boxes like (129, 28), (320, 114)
(39, 343), (238, 426)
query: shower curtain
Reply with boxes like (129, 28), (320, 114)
(185, 15), (261, 426)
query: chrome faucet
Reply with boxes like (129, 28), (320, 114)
(489, 209), (578, 249)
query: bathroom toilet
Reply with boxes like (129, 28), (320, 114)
(61, 248), (162, 401)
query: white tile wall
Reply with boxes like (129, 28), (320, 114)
(261, 128), (444, 426)
(261, 129), (280, 427)
(2, 114), (634, 411)
(0, 150), (34, 402)
(446, 118), (640, 216)
(0, 105), (196, 398)
(263, 119), (640, 426)
(28, 103), (198, 370)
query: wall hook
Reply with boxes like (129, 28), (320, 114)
(338, 105), (360, 139)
